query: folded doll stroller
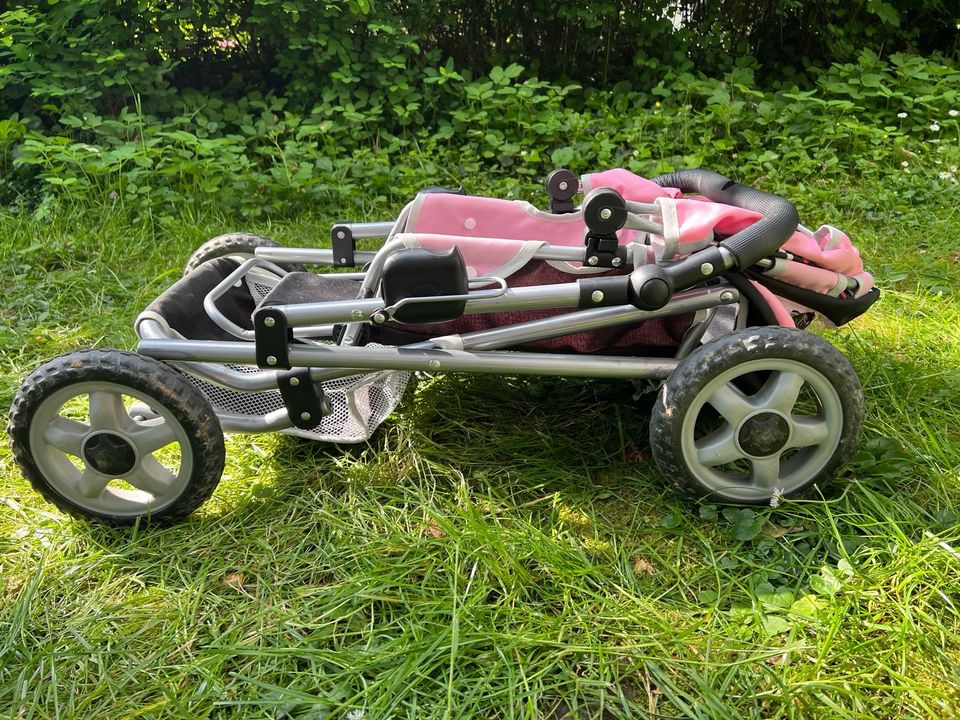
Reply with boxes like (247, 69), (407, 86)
(8, 169), (879, 525)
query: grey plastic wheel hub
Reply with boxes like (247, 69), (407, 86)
(81, 431), (138, 476)
(737, 411), (790, 457)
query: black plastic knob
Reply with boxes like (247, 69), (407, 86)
(582, 187), (627, 235)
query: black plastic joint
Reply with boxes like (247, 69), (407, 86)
(278, 369), (332, 430)
(253, 307), (292, 370)
(662, 246), (729, 291)
(578, 276), (630, 308)
(627, 265), (673, 310)
(584, 233), (629, 269)
(331, 224), (355, 267)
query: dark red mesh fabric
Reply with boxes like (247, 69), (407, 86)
(392, 261), (693, 353)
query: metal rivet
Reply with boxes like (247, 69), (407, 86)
(371, 312), (387, 325)
(300, 411), (311, 422)
(700, 262), (714, 276)
(266, 356), (278, 366)
(263, 316), (275, 327)
(337, 231), (346, 239)
(587, 256), (599, 266)
(428, 359), (441, 370)
(720, 291), (735, 302)
(339, 257), (347, 264)
(599, 208), (612, 220)
(558, 180), (569, 191)
(611, 257), (623, 267)
(351, 309), (365, 320)
(289, 377), (300, 386)
(591, 290), (604, 303)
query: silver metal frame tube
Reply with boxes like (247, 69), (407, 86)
(275, 281), (583, 325)
(433, 287), (737, 351)
(256, 247), (377, 266)
(137, 318), (368, 390)
(338, 221), (396, 239)
(138, 340), (680, 379)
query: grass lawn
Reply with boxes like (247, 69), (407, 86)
(1, 183), (959, 719)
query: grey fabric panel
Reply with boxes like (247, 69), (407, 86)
(143, 258), (256, 341)
(259, 272), (361, 307)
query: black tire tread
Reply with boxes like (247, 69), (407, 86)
(649, 327), (864, 504)
(183, 233), (304, 275)
(8, 349), (226, 525)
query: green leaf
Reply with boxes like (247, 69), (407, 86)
(761, 615), (792, 636)
(810, 566), (842, 597)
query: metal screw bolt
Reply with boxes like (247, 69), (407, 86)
(300, 411), (312, 422)
(611, 256), (623, 267)
(719, 291), (735, 303)
(266, 356), (278, 366)
(587, 256), (599, 266)
(428, 359), (441, 370)
(289, 377), (300, 387)
(339, 257), (347, 264)
(591, 290), (604, 303)
(558, 180), (569, 191)
(263, 316), (275, 327)
(700, 262), (714, 276)
(599, 208), (613, 220)
(337, 231), (346, 239)
(351, 309), (365, 320)
(371, 312), (387, 325)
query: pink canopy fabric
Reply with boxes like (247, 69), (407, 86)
(398, 169), (872, 330)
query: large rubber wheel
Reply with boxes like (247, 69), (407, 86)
(650, 327), (864, 504)
(8, 350), (226, 525)
(183, 233), (304, 275)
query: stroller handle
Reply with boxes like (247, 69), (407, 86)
(651, 169), (799, 270)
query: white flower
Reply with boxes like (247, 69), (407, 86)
(930, 122), (941, 131)
(901, 160), (909, 167)
(346, 711), (365, 720)
(897, 112), (908, 119)
(949, 109), (959, 117)
(769, 487), (783, 508)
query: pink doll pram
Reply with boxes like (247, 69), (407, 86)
(9, 168), (878, 524)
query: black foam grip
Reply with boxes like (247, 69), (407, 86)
(651, 169), (799, 270)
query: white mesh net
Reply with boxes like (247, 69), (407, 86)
(184, 356), (410, 443)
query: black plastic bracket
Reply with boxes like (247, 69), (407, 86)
(331, 224), (355, 267)
(577, 276), (630, 308)
(253, 307), (292, 370)
(584, 233), (628, 269)
(278, 369), (332, 430)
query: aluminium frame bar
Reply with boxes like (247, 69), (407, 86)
(138, 339), (681, 380)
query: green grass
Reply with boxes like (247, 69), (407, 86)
(1, 184), (960, 719)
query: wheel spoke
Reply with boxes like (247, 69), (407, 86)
(88, 391), (130, 431)
(695, 426), (743, 467)
(125, 456), (175, 497)
(77, 469), (109, 499)
(127, 420), (176, 455)
(749, 455), (782, 487)
(43, 417), (89, 456)
(787, 416), (830, 449)
(756, 371), (805, 414)
(706, 383), (755, 425)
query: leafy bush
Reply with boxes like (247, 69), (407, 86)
(5, 48), (958, 218)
